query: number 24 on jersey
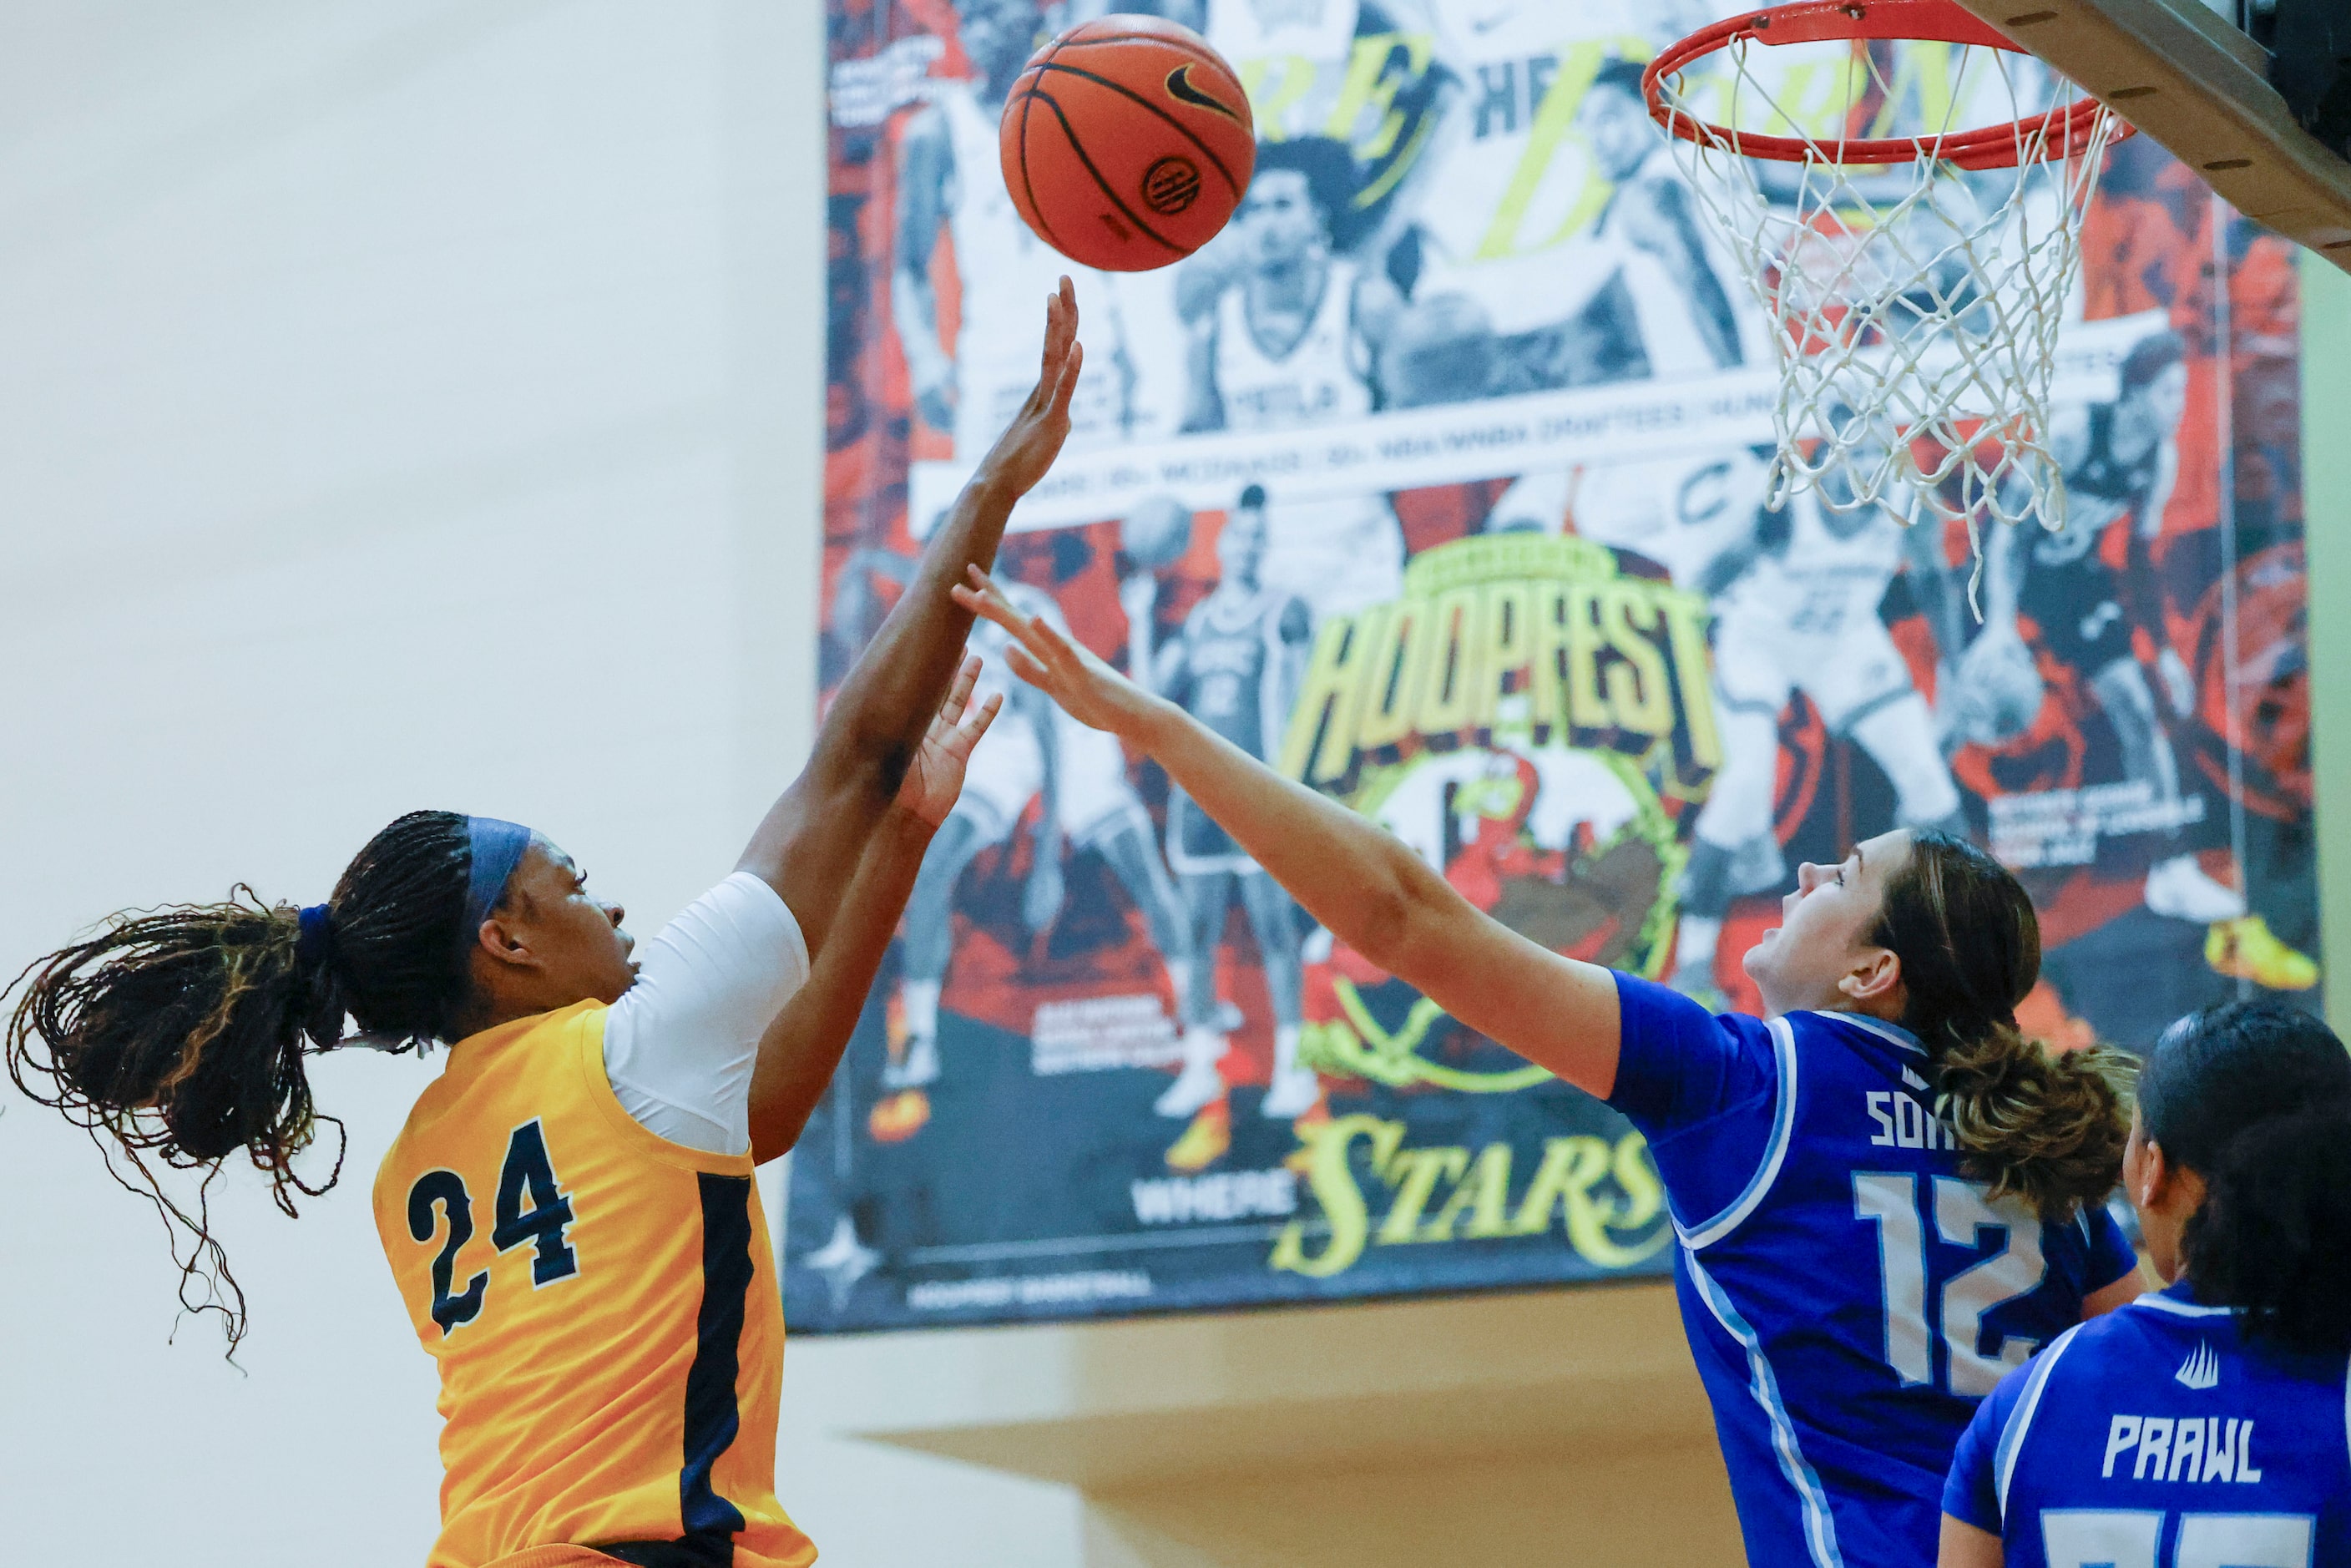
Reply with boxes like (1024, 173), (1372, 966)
(406, 1120), (580, 1333)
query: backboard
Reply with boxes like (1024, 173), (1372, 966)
(1949, 0), (2351, 266)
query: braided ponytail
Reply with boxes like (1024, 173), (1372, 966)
(1874, 831), (2135, 1220)
(4, 809), (478, 1350)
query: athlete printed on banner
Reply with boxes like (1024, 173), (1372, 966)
(1669, 427), (1969, 1005)
(1176, 135), (1408, 620)
(1382, 9), (1748, 398)
(1550, 56), (1747, 382)
(1206, 0), (1452, 249)
(872, 579), (1200, 1141)
(895, 0), (1138, 462)
(1130, 487), (1322, 1171)
(1969, 331), (2310, 984)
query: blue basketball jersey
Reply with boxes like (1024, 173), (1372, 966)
(1608, 976), (2139, 1568)
(1945, 1282), (2351, 1567)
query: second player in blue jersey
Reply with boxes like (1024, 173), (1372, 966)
(1943, 1000), (2351, 1568)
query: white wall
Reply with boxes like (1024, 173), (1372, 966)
(0, 3), (1075, 1562)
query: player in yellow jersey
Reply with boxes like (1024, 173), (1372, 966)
(5, 286), (1088, 1568)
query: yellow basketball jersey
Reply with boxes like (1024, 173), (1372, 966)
(373, 1000), (814, 1568)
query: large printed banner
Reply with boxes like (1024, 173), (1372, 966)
(790, 0), (2323, 1332)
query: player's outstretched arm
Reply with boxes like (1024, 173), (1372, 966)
(953, 569), (1627, 1100)
(747, 656), (1002, 1161)
(739, 279), (1082, 955)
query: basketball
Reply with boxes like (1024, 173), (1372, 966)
(998, 15), (1255, 273)
(1118, 493), (1193, 570)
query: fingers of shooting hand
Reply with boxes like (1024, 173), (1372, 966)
(960, 689), (1004, 747)
(939, 651), (980, 724)
(1048, 340), (1084, 422)
(1040, 278), (1074, 380)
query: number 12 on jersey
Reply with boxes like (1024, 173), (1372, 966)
(1853, 1172), (2047, 1397)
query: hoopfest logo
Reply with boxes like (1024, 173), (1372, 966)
(1255, 534), (1714, 1280)
(1275, 534), (1720, 1091)
(1277, 534), (1720, 799)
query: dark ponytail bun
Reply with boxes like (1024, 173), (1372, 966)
(2142, 999), (2351, 1358)
(1877, 830), (2133, 1220)
(3, 808), (477, 1350)
(2184, 1106), (2351, 1357)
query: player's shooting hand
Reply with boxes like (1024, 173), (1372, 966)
(973, 276), (1084, 502)
(895, 653), (1004, 828)
(953, 566), (1162, 741)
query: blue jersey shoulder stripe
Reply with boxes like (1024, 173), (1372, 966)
(1833, 1013), (1928, 1056)
(1686, 1251), (1847, 1568)
(1995, 1320), (2086, 1520)
(1679, 1014), (1799, 1250)
(2128, 1293), (2233, 1319)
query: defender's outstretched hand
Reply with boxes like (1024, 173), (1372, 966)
(973, 276), (1085, 503)
(952, 566), (1160, 740)
(895, 653), (1004, 827)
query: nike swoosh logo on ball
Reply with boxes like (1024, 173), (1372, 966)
(1165, 63), (1239, 118)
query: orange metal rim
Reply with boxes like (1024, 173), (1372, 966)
(1641, 0), (2132, 169)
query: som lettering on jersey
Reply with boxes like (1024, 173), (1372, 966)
(2101, 1415), (2266, 1485)
(1864, 1089), (1959, 1151)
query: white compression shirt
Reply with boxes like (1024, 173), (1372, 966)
(601, 871), (811, 1156)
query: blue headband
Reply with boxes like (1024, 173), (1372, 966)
(296, 903), (336, 969)
(459, 816), (535, 948)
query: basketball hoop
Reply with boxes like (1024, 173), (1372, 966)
(1643, 0), (2130, 589)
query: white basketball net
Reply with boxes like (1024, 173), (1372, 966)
(1651, 24), (2122, 577)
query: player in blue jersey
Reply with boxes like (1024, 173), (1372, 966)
(1942, 1000), (2351, 1567)
(956, 572), (2146, 1568)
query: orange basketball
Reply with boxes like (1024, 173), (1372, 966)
(998, 15), (1256, 273)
